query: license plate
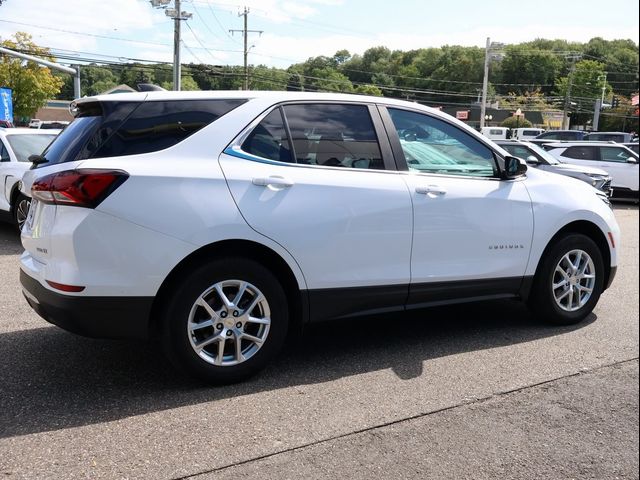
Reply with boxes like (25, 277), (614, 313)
(24, 198), (38, 230)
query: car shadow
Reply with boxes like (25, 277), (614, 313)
(0, 222), (22, 256)
(0, 299), (595, 438)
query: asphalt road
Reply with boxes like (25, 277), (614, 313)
(0, 205), (638, 479)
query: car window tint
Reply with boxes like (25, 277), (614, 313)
(600, 147), (632, 163)
(282, 104), (384, 170)
(93, 99), (246, 158)
(564, 146), (598, 160)
(502, 145), (533, 159)
(388, 108), (496, 177)
(0, 141), (9, 162)
(241, 108), (293, 163)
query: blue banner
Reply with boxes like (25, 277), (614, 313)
(1, 88), (14, 123)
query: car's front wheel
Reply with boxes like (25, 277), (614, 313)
(162, 257), (289, 383)
(529, 234), (605, 325)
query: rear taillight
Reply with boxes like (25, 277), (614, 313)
(32, 169), (128, 208)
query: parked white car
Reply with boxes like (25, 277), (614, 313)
(495, 140), (612, 195)
(20, 91), (620, 383)
(511, 128), (545, 140)
(0, 128), (59, 228)
(480, 126), (510, 140)
(544, 142), (639, 201)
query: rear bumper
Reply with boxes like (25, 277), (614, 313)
(20, 269), (153, 339)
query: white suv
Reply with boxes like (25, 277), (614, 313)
(544, 142), (639, 201)
(19, 91), (620, 383)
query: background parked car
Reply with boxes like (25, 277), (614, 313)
(584, 132), (634, 143)
(495, 140), (612, 195)
(0, 128), (59, 228)
(480, 126), (510, 140)
(511, 128), (545, 140)
(545, 141), (639, 201)
(535, 130), (588, 141)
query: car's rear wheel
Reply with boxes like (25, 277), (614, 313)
(162, 257), (289, 383)
(529, 234), (605, 325)
(12, 193), (30, 231)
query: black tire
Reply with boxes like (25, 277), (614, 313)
(162, 257), (289, 383)
(12, 193), (31, 231)
(528, 234), (605, 325)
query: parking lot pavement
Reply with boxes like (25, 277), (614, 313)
(0, 205), (638, 479)
(195, 359), (640, 480)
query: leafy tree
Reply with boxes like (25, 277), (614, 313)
(286, 72), (304, 91)
(160, 75), (200, 91)
(555, 60), (610, 126)
(0, 32), (64, 118)
(249, 65), (288, 90)
(500, 45), (562, 94)
(499, 89), (555, 111)
(501, 116), (533, 128)
(354, 84), (383, 96)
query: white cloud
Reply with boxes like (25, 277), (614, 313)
(0, 0), (163, 53)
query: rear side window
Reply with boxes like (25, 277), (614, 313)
(37, 99), (245, 168)
(94, 100), (245, 158)
(564, 146), (598, 160)
(241, 108), (293, 163)
(283, 104), (384, 170)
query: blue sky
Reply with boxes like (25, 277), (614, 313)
(0, 0), (638, 69)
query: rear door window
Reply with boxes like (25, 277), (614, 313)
(282, 104), (384, 170)
(563, 146), (598, 160)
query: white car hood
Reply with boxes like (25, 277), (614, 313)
(550, 162), (608, 176)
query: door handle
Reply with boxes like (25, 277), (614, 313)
(415, 185), (447, 195)
(252, 176), (294, 189)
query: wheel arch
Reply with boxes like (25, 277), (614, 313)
(8, 178), (21, 210)
(148, 239), (308, 338)
(533, 220), (612, 291)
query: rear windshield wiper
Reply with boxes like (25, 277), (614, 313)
(28, 154), (49, 165)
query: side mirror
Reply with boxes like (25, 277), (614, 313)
(526, 155), (539, 164)
(502, 155), (528, 179)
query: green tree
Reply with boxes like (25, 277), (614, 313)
(500, 45), (562, 94)
(160, 75), (200, 91)
(0, 32), (64, 118)
(501, 116), (533, 128)
(354, 84), (383, 96)
(555, 60), (610, 126)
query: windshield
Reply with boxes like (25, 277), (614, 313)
(6, 134), (58, 162)
(526, 142), (561, 165)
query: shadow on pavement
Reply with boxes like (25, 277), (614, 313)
(0, 299), (595, 438)
(0, 222), (22, 256)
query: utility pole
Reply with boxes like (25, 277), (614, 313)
(230, 7), (263, 90)
(479, 39), (503, 129)
(592, 72), (607, 131)
(480, 37), (490, 130)
(172, 0), (182, 91)
(592, 99), (602, 131)
(150, 0), (191, 91)
(562, 54), (581, 130)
